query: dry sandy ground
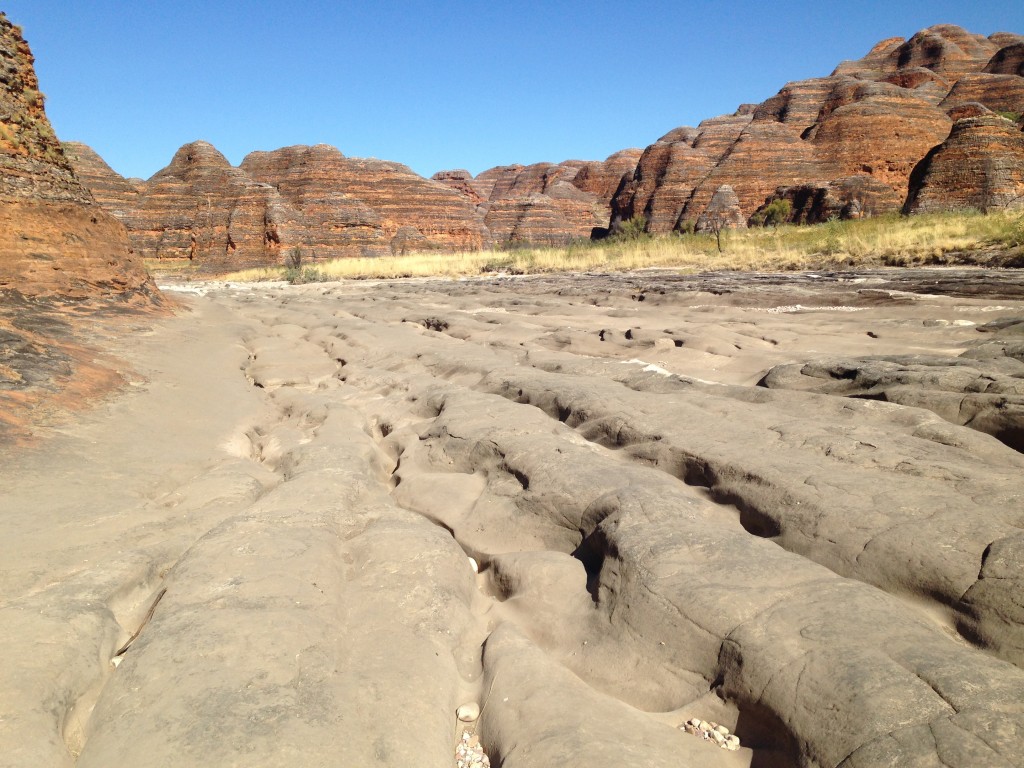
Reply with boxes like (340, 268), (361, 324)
(2, 268), (1023, 768)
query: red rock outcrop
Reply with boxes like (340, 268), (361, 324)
(755, 176), (904, 224)
(695, 185), (746, 232)
(118, 141), (310, 269)
(985, 42), (1024, 76)
(430, 169), (486, 205)
(809, 81), (952, 191)
(613, 24), (1021, 232)
(610, 139), (714, 232)
(685, 120), (828, 223)
(940, 73), (1024, 114)
(69, 141), (493, 269)
(905, 114), (1024, 213)
(484, 194), (582, 246)
(473, 161), (610, 243)
(570, 149), (643, 205)
(62, 141), (141, 217)
(834, 25), (1000, 82)
(242, 146), (490, 254)
(0, 13), (156, 301)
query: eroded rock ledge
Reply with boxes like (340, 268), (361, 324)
(3, 270), (1023, 767)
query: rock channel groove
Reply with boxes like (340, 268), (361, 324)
(3, 272), (1024, 767)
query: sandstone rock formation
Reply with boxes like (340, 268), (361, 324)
(0, 14), (156, 300)
(65, 141), (492, 269)
(122, 140), (312, 269)
(435, 152), (642, 246)
(986, 41), (1024, 76)
(613, 24), (1024, 232)
(754, 176), (903, 224)
(695, 185), (745, 232)
(905, 113), (1024, 213)
(431, 169), (487, 206)
(241, 145), (490, 255)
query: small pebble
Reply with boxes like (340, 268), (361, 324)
(679, 716), (741, 751)
(456, 729), (490, 768)
(468, 557), (479, 573)
(457, 702), (481, 722)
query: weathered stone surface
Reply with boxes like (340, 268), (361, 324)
(570, 148), (642, 223)
(940, 72), (1024, 114)
(5, 271), (1024, 767)
(611, 140), (714, 233)
(759, 349), (1024, 452)
(809, 81), (952, 193)
(431, 169), (487, 205)
(835, 24), (1000, 82)
(690, 112), (753, 161)
(0, 13), (156, 300)
(483, 194), (587, 246)
(473, 161), (611, 243)
(123, 141), (309, 269)
(571, 149), (642, 201)
(755, 175), (904, 224)
(687, 121), (826, 221)
(905, 114), (1024, 213)
(61, 141), (140, 218)
(241, 145), (490, 256)
(695, 184), (746, 232)
(986, 42), (1024, 76)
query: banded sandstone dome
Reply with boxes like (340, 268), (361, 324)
(63, 23), (1024, 270)
(0, 14), (157, 300)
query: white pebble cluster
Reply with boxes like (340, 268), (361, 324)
(455, 730), (490, 768)
(680, 718), (741, 751)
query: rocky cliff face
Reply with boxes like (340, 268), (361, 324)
(0, 13), (156, 300)
(905, 113), (1024, 213)
(65, 22), (1023, 257)
(452, 152), (641, 245)
(613, 24), (1024, 232)
(242, 146), (490, 255)
(67, 141), (493, 269)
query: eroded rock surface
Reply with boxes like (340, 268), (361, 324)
(3, 269), (1024, 768)
(612, 24), (1024, 231)
(0, 13), (156, 300)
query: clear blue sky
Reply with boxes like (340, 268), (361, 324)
(5, 1), (1022, 181)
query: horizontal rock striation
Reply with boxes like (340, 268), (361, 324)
(613, 24), (1024, 232)
(905, 113), (1024, 213)
(242, 146), (490, 255)
(0, 13), (156, 301)
(755, 176), (904, 224)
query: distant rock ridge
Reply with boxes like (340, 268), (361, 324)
(0, 13), (157, 300)
(612, 23), (1024, 232)
(66, 22), (1024, 265)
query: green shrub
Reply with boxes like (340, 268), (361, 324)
(764, 198), (792, 227)
(613, 214), (650, 240)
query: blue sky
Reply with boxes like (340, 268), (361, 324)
(5, 1), (1023, 180)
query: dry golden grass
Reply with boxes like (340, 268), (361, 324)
(217, 209), (1024, 283)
